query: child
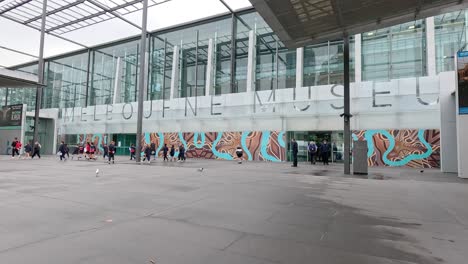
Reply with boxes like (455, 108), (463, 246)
(130, 144), (136, 160)
(236, 146), (243, 164)
(170, 145), (175, 162)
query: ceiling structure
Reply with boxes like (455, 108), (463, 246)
(0, 0), (172, 48)
(249, 0), (468, 48)
(0, 68), (43, 88)
(0, 0), (247, 83)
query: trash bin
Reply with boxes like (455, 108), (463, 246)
(353, 140), (368, 175)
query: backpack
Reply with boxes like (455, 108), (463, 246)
(308, 144), (316, 153)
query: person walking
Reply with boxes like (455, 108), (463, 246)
(150, 142), (156, 160)
(15, 140), (22, 159)
(291, 138), (298, 167)
(24, 142), (32, 159)
(321, 139), (331, 165)
(89, 142), (96, 160)
(170, 145), (175, 162)
(31, 141), (41, 159)
(102, 143), (109, 160)
(129, 144), (136, 160)
(11, 137), (19, 158)
(308, 141), (317, 164)
(59, 141), (67, 161)
(162, 144), (169, 161)
(235, 146), (244, 164)
(178, 144), (186, 162)
(144, 144), (152, 164)
(108, 141), (116, 164)
(84, 142), (91, 160)
(78, 143), (84, 160)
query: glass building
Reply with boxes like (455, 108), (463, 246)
(1, 8), (464, 168)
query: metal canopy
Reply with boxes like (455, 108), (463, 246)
(0, 0), (170, 35)
(0, 68), (42, 88)
(249, 0), (468, 48)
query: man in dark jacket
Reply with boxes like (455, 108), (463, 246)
(162, 144), (169, 161)
(150, 142), (156, 159)
(31, 141), (41, 159)
(291, 138), (298, 167)
(102, 144), (109, 159)
(108, 141), (116, 164)
(321, 140), (331, 165)
(59, 141), (67, 161)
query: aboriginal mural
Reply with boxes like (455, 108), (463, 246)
(352, 129), (440, 168)
(145, 131), (287, 162)
(67, 129), (440, 167)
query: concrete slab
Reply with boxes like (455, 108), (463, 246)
(0, 155), (466, 263)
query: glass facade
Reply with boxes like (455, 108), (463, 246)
(89, 40), (140, 106)
(435, 11), (466, 73)
(44, 53), (88, 109)
(3, 9), (468, 111)
(362, 20), (426, 81)
(303, 39), (355, 86)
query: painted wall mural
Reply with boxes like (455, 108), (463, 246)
(146, 131), (286, 162)
(352, 129), (440, 168)
(68, 129), (440, 168)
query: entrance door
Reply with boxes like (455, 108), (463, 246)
(286, 131), (344, 163)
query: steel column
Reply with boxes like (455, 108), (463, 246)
(135, 0), (149, 163)
(343, 34), (351, 175)
(33, 0), (47, 146)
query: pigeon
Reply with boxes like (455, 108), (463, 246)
(197, 168), (204, 172)
(96, 169), (100, 177)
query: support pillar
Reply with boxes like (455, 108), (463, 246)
(135, 0), (149, 163)
(246, 30), (256, 93)
(296, 47), (304, 88)
(33, 0), (47, 145)
(343, 34), (351, 175)
(426, 17), (437, 76)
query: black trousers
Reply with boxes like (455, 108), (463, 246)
(11, 148), (19, 157)
(108, 153), (114, 162)
(322, 152), (329, 165)
(293, 153), (298, 166)
(309, 153), (315, 164)
(60, 152), (66, 160)
(163, 153), (168, 161)
(32, 150), (41, 159)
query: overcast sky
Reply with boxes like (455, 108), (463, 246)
(0, 0), (252, 67)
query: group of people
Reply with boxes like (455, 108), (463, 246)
(10, 137), (42, 159)
(290, 138), (332, 167)
(129, 143), (186, 163)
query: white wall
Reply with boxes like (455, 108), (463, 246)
(39, 74), (446, 136)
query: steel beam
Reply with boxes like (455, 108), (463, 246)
(86, 0), (142, 30)
(24, 0), (85, 24)
(33, 0), (47, 147)
(0, 0), (32, 15)
(135, 0), (149, 163)
(343, 34), (351, 175)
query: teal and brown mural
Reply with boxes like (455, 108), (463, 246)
(69, 129), (440, 168)
(352, 129), (440, 168)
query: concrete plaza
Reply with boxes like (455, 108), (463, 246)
(0, 156), (467, 264)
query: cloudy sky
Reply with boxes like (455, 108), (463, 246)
(0, 0), (252, 67)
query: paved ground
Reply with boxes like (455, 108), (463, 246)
(0, 155), (467, 264)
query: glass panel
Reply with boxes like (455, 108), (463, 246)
(89, 40), (139, 106)
(303, 43), (329, 86)
(44, 53), (88, 109)
(156, 17), (232, 98)
(362, 20), (426, 81)
(303, 39), (354, 86)
(0, 88), (7, 106)
(435, 11), (466, 73)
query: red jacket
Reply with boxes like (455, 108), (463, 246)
(15, 142), (22, 149)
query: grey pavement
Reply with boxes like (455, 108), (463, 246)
(0, 155), (467, 264)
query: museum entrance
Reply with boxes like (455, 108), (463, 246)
(286, 131), (345, 163)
